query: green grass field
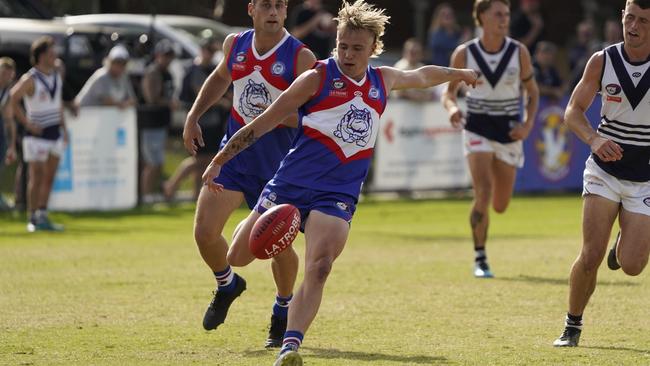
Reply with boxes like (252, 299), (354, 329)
(1, 196), (649, 365)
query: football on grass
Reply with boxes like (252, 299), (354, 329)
(249, 204), (301, 259)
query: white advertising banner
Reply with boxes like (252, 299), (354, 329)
(371, 100), (471, 191)
(49, 107), (137, 211)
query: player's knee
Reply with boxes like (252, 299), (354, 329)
(193, 225), (215, 247)
(306, 257), (333, 285)
(492, 201), (509, 214)
(578, 251), (603, 272)
(620, 258), (647, 277)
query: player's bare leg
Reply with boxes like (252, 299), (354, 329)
(617, 209), (650, 276)
(35, 154), (63, 230)
(275, 211), (348, 363)
(194, 187), (247, 330)
(467, 152), (494, 277)
(228, 210), (299, 347)
(26, 161), (44, 231)
(491, 158), (517, 214)
(554, 195), (618, 347)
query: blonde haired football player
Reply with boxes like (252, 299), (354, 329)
(202, 1), (478, 365)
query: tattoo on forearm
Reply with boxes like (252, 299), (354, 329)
(441, 67), (453, 75)
(218, 128), (258, 162)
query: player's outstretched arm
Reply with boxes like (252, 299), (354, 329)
(202, 68), (322, 194)
(183, 34), (236, 155)
(382, 64), (478, 92)
(565, 51), (623, 162)
(442, 45), (469, 129)
(510, 45), (539, 141)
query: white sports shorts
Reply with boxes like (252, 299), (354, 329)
(22, 136), (65, 162)
(583, 156), (650, 217)
(462, 130), (525, 168)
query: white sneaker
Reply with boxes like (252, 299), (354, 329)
(273, 350), (303, 366)
(474, 261), (494, 278)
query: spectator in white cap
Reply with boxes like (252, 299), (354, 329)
(74, 44), (136, 108)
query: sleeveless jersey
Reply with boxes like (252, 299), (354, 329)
(465, 37), (522, 143)
(24, 68), (62, 140)
(273, 58), (388, 199)
(596, 43), (650, 182)
(224, 29), (305, 179)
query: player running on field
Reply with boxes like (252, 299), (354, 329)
(182, 0), (316, 348)
(553, 0), (650, 347)
(201, 1), (478, 365)
(442, 0), (539, 278)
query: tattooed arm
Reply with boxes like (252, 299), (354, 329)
(380, 63), (479, 91)
(202, 67), (323, 194)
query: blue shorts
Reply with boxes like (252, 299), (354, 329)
(214, 162), (269, 209)
(254, 179), (357, 232)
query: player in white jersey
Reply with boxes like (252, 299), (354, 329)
(182, 0), (316, 347)
(10, 36), (66, 232)
(553, 0), (650, 347)
(442, 0), (539, 278)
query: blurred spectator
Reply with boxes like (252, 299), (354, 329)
(533, 41), (564, 101)
(163, 37), (229, 201)
(602, 18), (623, 48)
(568, 19), (600, 91)
(138, 39), (177, 202)
(393, 38), (433, 102)
(10, 36), (66, 231)
(0, 57), (16, 210)
(510, 0), (545, 53)
(289, 0), (337, 59)
(427, 3), (470, 67)
(74, 45), (136, 108)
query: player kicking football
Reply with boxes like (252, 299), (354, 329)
(182, 0), (316, 348)
(201, 1), (478, 364)
(554, 0), (650, 347)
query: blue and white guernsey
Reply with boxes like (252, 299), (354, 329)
(465, 37), (522, 143)
(597, 43), (650, 182)
(24, 68), (62, 140)
(223, 29), (305, 179)
(272, 58), (388, 199)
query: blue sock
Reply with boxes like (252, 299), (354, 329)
(273, 294), (292, 318)
(213, 266), (237, 293)
(280, 330), (303, 355)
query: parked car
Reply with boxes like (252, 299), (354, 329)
(62, 14), (244, 128)
(0, 0), (52, 19)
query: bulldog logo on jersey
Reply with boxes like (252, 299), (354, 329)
(239, 79), (272, 118)
(333, 104), (373, 147)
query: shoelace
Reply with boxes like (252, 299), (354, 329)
(560, 327), (580, 339)
(478, 261), (490, 271)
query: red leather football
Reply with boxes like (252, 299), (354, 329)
(249, 204), (301, 260)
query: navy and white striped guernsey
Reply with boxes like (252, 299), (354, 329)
(464, 37), (522, 143)
(23, 68), (62, 141)
(597, 43), (650, 182)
